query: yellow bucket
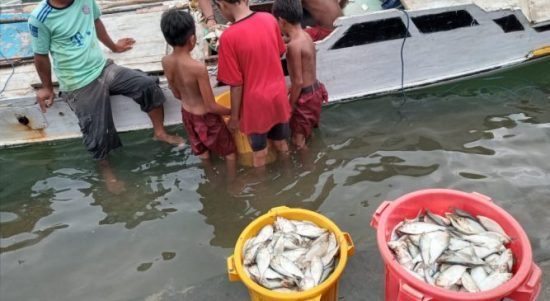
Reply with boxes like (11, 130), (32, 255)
(215, 91), (277, 167)
(227, 206), (355, 301)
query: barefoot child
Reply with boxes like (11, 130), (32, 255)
(215, 0), (291, 169)
(273, 0), (328, 149)
(160, 10), (236, 167)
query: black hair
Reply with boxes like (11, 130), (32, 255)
(160, 9), (196, 47)
(272, 0), (303, 25)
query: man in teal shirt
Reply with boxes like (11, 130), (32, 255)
(29, 0), (183, 193)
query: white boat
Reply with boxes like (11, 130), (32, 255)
(1, 2), (549, 147)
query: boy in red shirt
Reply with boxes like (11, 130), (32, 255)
(160, 10), (236, 169)
(273, 0), (328, 150)
(215, 0), (291, 168)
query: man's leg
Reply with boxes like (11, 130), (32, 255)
(63, 69), (125, 194)
(268, 123), (290, 159)
(107, 64), (184, 146)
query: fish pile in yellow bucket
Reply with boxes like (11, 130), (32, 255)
(215, 91), (277, 167)
(227, 206), (355, 301)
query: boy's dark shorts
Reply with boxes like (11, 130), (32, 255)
(62, 60), (165, 160)
(249, 123), (289, 152)
(182, 109), (236, 157)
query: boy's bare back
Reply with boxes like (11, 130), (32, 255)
(162, 53), (210, 115)
(287, 31), (317, 87)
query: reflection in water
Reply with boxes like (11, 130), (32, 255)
(0, 59), (549, 301)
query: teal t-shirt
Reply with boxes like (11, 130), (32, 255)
(28, 0), (107, 91)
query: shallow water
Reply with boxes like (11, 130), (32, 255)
(1, 59), (550, 300)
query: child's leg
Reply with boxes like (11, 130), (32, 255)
(225, 153), (237, 181)
(292, 133), (307, 150)
(249, 133), (269, 168)
(268, 123), (290, 159)
(198, 151), (210, 160)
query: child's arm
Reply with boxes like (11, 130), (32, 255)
(198, 66), (231, 115)
(161, 58), (181, 99)
(228, 86), (243, 132)
(286, 44), (303, 108)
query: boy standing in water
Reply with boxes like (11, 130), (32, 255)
(273, 0), (328, 150)
(160, 10), (236, 168)
(215, 0), (291, 169)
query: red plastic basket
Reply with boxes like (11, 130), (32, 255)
(370, 189), (541, 301)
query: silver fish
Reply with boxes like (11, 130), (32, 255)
(304, 233), (329, 262)
(270, 255), (305, 280)
(389, 240), (414, 270)
(256, 247), (271, 279)
(320, 259), (336, 283)
(255, 224), (274, 244)
(447, 214), (485, 235)
(461, 272), (480, 292)
(477, 216), (508, 238)
(435, 265), (467, 288)
(282, 248), (308, 262)
(275, 216), (296, 234)
(470, 266), (488, 288)
(299, 268), (316, 291)
(448, 237), (470, 251)
(438, 252), (485, 267)
(478, 272), (512, 291)
(426, 209), (451, 226)
(296, 223), (327, 238)
(310, 256), (324, 285)
(429, 231), (450, 264)
(243, 241), (263, 266)
(398, 222), (446, 235)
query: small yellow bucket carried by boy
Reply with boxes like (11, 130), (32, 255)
(226, 206), (355, 301)
(215, 91), (277, 167)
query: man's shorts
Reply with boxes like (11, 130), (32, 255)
(290, 81), (328, 139)
(249, 123), (290, 152)
(182, 109), (236, 157)
(62, 60), (165, 160)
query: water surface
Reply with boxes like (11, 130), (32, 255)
(1, 59), (550, 300)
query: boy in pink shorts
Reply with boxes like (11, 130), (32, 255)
(273, 0), (328, 149)
(160, 10), (236, 167)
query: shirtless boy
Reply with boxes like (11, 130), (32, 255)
(160, 10), (236, 166)
(273, 0), (328, 149)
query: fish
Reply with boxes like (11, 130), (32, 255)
(461, 271), (480, 292)
(275, 216), (296, 234)
(447, 213), (485, 235)
(389, 208), (514, 293)
(270, 255), (305, 280)
(242, 217), (340, 292)
(295, 223), (327, 238)
(255, 224), (274, 244)
(256, 247), (272, 279)
(478, 272), (513, 291)
(435, 265), (467, 288)
(477, 216), (509, 238)
(398, 222), (446, 235)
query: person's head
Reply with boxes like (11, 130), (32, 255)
(272, 0), (303, 33)
(160, 9), (196, 49)
(213, 0), (246, 23)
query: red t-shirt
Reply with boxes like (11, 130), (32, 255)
(217, 12), (291, 135)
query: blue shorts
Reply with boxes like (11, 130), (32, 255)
(249, 123), (289, 152)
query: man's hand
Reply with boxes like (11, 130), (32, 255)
(37, 87), (55, 112)
(113, 38), (136, 53)
(228, 116), (239, 132)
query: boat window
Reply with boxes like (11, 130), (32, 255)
(330, 17), (410, 50)
(493, 15), (524, 32)
(534, 24), (550, 32)
(412, 10), (479, 33)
